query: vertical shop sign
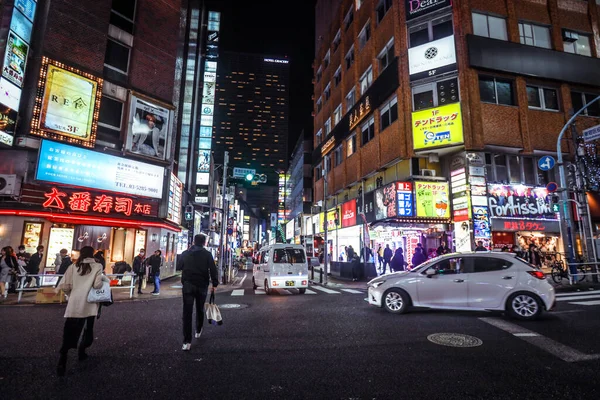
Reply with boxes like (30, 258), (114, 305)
(375, 183), (398, 220)
(195, 10), (220, 203)
(341, 199), (357, 227)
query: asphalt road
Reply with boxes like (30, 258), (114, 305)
(1, 274), (599, 400)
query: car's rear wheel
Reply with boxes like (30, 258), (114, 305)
(252, 277), (257, 290)
(382, 289), (409, 314)
(507, 292), (543, 320)
(298, 288), (306, 294)
(264, 279), (271, 295)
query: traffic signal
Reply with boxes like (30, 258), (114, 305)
(185, 205), (194, 221)
(551, 195), (560, 213)
(245, 173), (254, 181)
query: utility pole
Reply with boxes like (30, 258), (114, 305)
(323, 163), (328, 285)
(219, 151), (229, 284)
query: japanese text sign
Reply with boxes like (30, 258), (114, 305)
(396, 182), (414, 217)
(415, 181), (450, 218)
(341, 199), (357, 228)
(412, 103), (463, 150)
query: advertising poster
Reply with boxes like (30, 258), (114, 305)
(126, 96), (171, 160)
(473, 206), (491, 238)
(415, 181), (450, 218)
(167, 173), (183, 225)
(375, 183), (398, 220)
(15, 0), (37, 21)
(195, 184), (209, 204)
(198, 150), (210, 172)
(326, 207), (340, 231)
(0, 77), (21, 110)
(45, 227), (74, 270)
(0, 105), (17, 146)
(341, 199), (357, 228)
(39, 64), (100, 142)
(412, 103), (463, 150)
(2, 31), (29, 87)
(10, 9), (33, 43)
(408, 35), (457, 81)
(487, 184), (554, 219)
(200, 126), (212, 137)
(454, 222), (472, 252)
(22, 222), (43, 254)
(202, 82), (216, 104)
(36, 140), (165, 199)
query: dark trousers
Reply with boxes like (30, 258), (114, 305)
(182, 282), (208, 343)
(60, 316), (95, 354)
(137, 273), (144, 293)
(382, 260), (390, 274)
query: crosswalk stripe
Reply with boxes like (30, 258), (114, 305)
(305, 289), (317, 294)
(341, 289), (363, 294)
(556, 294), (600, 302)
(231, 289), (244, 296)
(555, 290), (600, 297)
(255, 290), (266, 295)
(569, 300), (600, 306)
(310, 285), (340, 294)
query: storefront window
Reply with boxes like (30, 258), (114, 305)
(494, 154), (508, 182)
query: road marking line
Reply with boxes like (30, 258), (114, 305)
(310, 285), (341, 294)
(304, 289), (317, 294)
(569, 300), (600, 306)
(479, 317), (600, 363)
(255, 290), (266, 295)
(341, 289), (363, 294)
(556, 294), (600, 302)
(231, 289), (244, 296)
(555, 290), (600, 297)
(552, 310), (584, 314)
(238, 273), (247, 286)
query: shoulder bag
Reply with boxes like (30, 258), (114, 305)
(204, 291), (223, 326)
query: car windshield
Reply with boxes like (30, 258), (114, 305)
(273, 248), (306, 264)
(410, 257), (439, 273)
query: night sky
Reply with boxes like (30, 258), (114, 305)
(215, 0), (317, 159)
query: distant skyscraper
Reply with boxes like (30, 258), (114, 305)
(213, 51), (289, 210)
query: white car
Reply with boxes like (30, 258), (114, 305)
(366, 252), (555, 320)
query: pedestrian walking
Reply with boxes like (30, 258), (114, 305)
(26, 246), (44, 288)
(382, 244), (393, 274)
(347, 245), (355, 262)
(412, 247), (427, 268)
(148, 250), (162, 295)
(179, 234), (218, 351)
(55, 246), (108, 376)
(528, 244), (542, 268)
(475, 241), (487, 252)
(390, 247), (407, 272)
(133, 249), (146, 294)
(56, 249), (73, 286)
(377, 245), (384, 270)
(350, 254), (361, 281)
(1, 246), (18, 298)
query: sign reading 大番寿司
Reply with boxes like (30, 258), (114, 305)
(36, 140), (165, 199)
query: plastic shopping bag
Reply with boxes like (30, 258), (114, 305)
(204, 291), (223, 326)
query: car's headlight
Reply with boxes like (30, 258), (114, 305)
(369, 280), (386, 288)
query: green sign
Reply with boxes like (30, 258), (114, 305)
(414, 181), (450, 218)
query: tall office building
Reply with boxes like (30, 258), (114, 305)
(213, 51), (290, 211)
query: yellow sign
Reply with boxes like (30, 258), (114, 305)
(349, 95), (371, 129)
(321, 136), (335, 156)
(37, 61), (101, 146)
(412, 103), (463, 150)
(415, 181), (450, 218)
(326, 207), (341, 231)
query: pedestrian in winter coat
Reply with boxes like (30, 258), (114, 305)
(436, 241), (451, 256)
(382, 245), (393, 274)
(347, 245), (355, 262)
(474, 241), (487, 252)
(55, 246), (108, 376)
(390, 248), (406, 272)
(377, 245), (384, 269)
(412, 247), (427, 267)
(56, 250), (73, 286)
(0, 246), (18, 297)
(528, 244), (542, 268)
(148, 250), (162, 295)
(179, 234), (219, 351)
(133, 249), (146, 294)
(94, 251), (106, 271)
(26, 246), (44, 287)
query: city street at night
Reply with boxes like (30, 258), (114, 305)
(1, 275), (600, 400)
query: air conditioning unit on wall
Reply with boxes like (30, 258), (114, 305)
(420, 169), (436, 177)
(0, 174), (21, 196)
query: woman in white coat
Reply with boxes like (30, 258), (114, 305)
(56, 246), (108, 376)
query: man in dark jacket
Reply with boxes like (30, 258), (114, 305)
(55, 250), (72, 286)
(179, 234), (218, 351)
(382, 245), (393, 274)
(133, 249), (146, 295)
(148, 250), (162, 295)
(24, 246), (42, 287)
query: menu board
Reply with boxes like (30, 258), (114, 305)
(22, 222), (43, 254)
(45, 227), (74, 271)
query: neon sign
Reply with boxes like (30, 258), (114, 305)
(349, 96), (371, 129)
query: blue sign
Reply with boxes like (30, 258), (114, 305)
(546, 182), (558, 193)
(36, 140), (165, 199)
(538, 156), (555, 171)
(10, 9), (33, 43)
(396, 182), (414, 217)
(15, 0), (36, 22)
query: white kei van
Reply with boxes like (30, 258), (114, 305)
(252, 244), (309, 294)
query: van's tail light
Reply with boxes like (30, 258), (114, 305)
(302, 280), (307, 285)
(272, 281), (279, 286)
(527, 270), (546, 280)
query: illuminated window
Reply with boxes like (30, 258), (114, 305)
(359, 66), (373, 95)
(333, 104), (342, 125)
(347, 134), (356, 157)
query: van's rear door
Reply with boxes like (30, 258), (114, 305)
(272, 248), (308, 283)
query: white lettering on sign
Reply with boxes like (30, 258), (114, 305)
(264, 58), (289, 64)
(488, 196), (551, 218)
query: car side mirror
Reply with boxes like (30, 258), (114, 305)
(425, 269), (436, 278)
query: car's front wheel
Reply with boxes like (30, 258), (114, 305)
(507, 292), (543, 320)
(382, 289), (409, 314)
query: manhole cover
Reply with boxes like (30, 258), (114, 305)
(427, 333), (483, 348)
(218, 303), (247, 309)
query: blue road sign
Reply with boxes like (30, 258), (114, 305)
(546, 182), (558, 193)
(538, 156), (555, 171)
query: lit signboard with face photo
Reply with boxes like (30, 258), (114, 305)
(414, 181), (450, 218)
(32, 59), (102, 148)
(375, 183), (398, 220)
(36, 140), (165, 199)
(0, 105), (17, 146)
(2, 31), (29, 88)
(126, 95), (172, 160)
(412, 103), (464, 150)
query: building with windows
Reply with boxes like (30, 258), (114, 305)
(0, 0), (191, 277)
(312, 0), (600, 267)
(213, 51), (290, 212)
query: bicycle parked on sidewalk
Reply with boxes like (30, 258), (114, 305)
(550, 260), (586, 285)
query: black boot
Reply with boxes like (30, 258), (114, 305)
(57, 352), (67, 376)
(78, 345), (88, 361)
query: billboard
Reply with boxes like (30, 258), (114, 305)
(375, 183), (398, 220)
(487, 184), (555, 219)
(0, 105), (17, 146)
(2, 31), (29, 88)
(36, 140), (165, 199)
(32, 59), (102, 148)
(166, 173), (183, 225)
(412, 103), (463, 150)
(408, 35), (457, 81)
(0, 78), (21, 110)
(10, 9), (33, 43)
(341, 199), (357, 228)
(414, 181), (450, 218)
(126, 95), (172, 161)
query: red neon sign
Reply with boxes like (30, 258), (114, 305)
(42, 188), (67, 209)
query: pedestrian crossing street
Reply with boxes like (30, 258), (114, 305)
(228, 286), (365, 296)
(555, 290), (600, 306)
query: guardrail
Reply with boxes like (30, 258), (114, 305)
(310, 266), (324, 284)
(567, 262), (600, 285)
(14, 273), (137, 303)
